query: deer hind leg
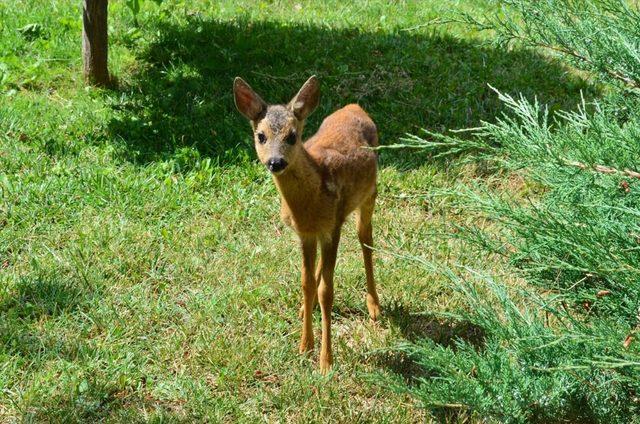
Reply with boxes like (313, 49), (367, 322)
(318, 229), (340, 374)
(299, 236), (317, 354)
(357, 193), (381, 321)
(299, 259), (322, 319)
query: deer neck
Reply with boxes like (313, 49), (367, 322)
(272, 148), (322, 219)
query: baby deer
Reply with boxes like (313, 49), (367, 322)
(233, 75), (380, 373)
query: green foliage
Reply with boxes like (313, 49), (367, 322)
(390, 0), (640, 421)
(396, 273), (640, 423)
(125, 0), (163, 19)
(393, 91), (640, 420)
(405, 90), (640, 316)
(461, 0), (640, 89)
(125, 0), (141, 17)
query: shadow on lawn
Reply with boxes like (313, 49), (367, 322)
(0, 275), (175, 421)
(0, 273), (94, 358)
(375, 304), (602, 423)
(385, 302), (485, 348)
(0, 275), (87, 320)
(371, 303), (486, 422)
(108, 17), (596, 167)
(372, 302), (485, 384)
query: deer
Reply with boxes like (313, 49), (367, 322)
(233, 75), (381, 373)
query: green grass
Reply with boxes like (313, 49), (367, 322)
(0, 0), (596, 421)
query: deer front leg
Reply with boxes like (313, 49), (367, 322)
(298, 258), (322, 319)
(318, 229), (340, 373)
(299, 236), (317, 354)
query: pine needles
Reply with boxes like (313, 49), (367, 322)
(460, 0), (640, 90)
(388, 1), (640, 421)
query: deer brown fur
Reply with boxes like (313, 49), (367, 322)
(233, 75), (380, 373)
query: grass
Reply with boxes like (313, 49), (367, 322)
(0, 0), (597, 421)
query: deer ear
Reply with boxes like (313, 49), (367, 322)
(234, 77), (267, 121)
(288, 75), (319, 120)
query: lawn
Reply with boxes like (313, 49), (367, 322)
(0, 0), (596, 422)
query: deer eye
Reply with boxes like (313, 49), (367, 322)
(286, 131), (297, 145)
(257, 132), (266, 144)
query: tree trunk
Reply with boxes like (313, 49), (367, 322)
(82, 0), (109, 86)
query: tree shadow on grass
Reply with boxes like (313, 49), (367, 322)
(371, 303), (484, 423)
(108, 17), (596, 167)
(1, 276), (87, 320)
(23, 388), (189, 424)
(371, 302), (485, 386)
(0, 275), (169, 422)
(385, 302), (485, 347)
(0, 273), (95, 358)
(374, 304), (603, 423)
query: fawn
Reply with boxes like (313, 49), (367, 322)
(233, 75), (381, 373)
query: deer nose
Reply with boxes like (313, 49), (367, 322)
(267, 157), (288, 173)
